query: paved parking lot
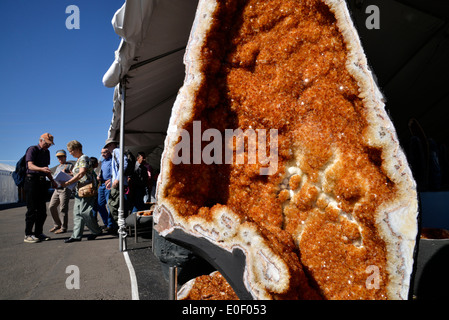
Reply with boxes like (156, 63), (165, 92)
(0, 200), (168, 300)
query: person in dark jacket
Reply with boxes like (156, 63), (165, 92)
(128, 151), (151, 212)
(24, 133), (57, 243)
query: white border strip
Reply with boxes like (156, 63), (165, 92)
(123, 251), (139, 300)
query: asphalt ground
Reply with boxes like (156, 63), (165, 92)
(0, 200), (438, 318)
(0, 199), (168, 301)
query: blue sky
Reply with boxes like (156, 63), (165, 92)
(0, 0), (125, 168)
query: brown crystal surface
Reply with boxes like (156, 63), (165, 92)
(180, 272), (240, 300)
(165, 0), (394, 299)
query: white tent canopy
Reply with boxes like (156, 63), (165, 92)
(103, 0), (199, 170)
(0, 163), (18, 205)
(102, 0), (199, 251)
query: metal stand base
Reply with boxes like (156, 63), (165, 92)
(169, 266), (178, 300)
(165, 228), (253, 300)
(119, 232), (127, 252)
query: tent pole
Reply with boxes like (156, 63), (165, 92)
(119, 78), (127, 252)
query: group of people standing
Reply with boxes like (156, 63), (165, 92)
(23, 133), (154, 244)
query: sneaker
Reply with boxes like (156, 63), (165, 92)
(24, 235), (40, 243)
(37, 234), (51, 241)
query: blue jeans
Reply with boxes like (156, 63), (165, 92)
(97, 184), (115, 228)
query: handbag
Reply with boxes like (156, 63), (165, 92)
(77, 182), (98, 198)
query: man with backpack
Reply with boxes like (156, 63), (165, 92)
(23, 133), (58, 243)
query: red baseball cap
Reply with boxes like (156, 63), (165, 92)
(40, 133), (54, 145)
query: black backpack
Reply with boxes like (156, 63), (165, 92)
(113, 149), (135, 177)
(12, 154), (27, 187)
(131, 162), (149, 188)
(124, 150), (136, 176)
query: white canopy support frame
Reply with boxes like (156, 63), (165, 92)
(118, 78), (127, 252)
(103, 0), (199, 252)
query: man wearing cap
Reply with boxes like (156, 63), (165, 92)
(24, 133), (57, 243)
(49, 149), (74, 234)
(96, 147), (114, 232)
